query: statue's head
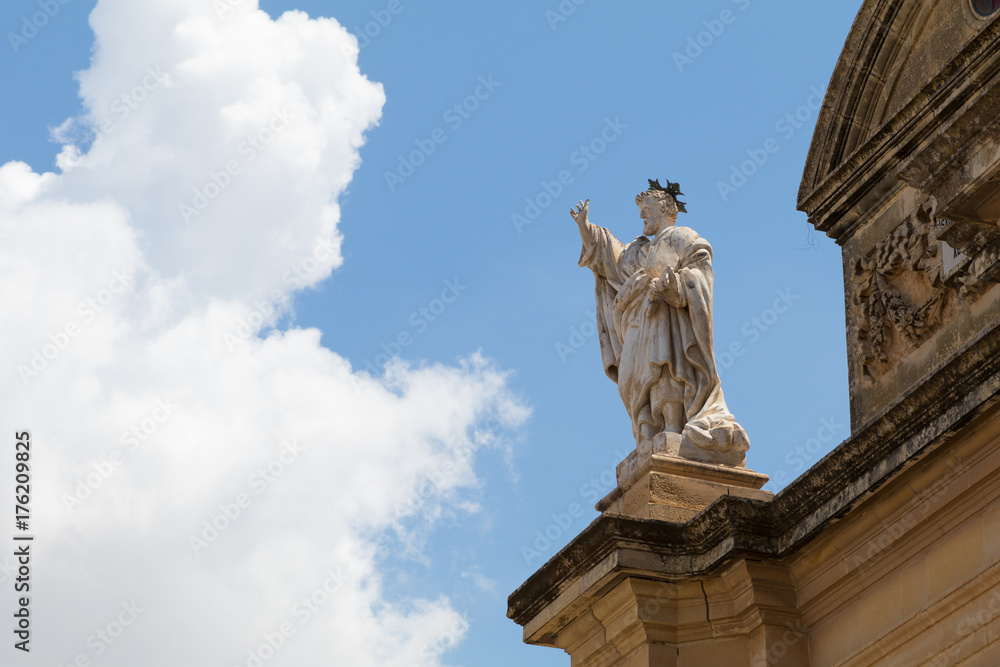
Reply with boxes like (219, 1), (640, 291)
(636, 179), (686, 235)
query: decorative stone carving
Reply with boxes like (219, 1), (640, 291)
(572, 180), (749, 467)
(853, 197), (1000, 379)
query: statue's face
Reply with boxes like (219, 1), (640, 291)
(638, 197), (674, 236)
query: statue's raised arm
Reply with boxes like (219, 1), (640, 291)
(572, 199), (626, 285)
(575, 179), (750, 467)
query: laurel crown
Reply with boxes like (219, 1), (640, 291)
(647, 178), (687, 214)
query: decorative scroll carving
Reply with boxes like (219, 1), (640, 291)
(853, 198), (1000, 378)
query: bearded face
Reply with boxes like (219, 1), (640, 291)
(637, 194), (677, 236)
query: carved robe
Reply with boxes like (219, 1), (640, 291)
(579, 223), (749, 464)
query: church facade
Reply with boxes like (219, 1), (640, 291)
(509, 1), (1000, 664)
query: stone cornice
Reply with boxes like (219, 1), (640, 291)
(797, 0), (897, 211)
(508, 317), (1000, 631)
(797, 7), (1000, 243)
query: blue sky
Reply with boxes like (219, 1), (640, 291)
(0, 1), (860, 665)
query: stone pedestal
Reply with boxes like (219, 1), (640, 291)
(595, 436), (773, 522)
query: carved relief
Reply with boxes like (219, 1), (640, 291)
(853, 198), (1000, 379)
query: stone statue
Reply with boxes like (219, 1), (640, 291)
(571, 180), (749, 467)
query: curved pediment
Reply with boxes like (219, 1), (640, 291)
(798, 0), (986, 222)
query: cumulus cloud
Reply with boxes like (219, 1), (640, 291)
(0, 1), (527, 665)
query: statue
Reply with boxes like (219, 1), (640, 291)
(571, 180), (750, 467)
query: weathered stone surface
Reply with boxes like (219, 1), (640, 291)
(509, 319), (1000, 662)
(799, 1), (1000, 429)
(595, 444), (772, 523)
(572, 181), (750, 466)
(510, 176), (1000, 665)
(799, 1), (988, 238)
(850, 196), (1000, 381)
(511, 2), (1000, 664)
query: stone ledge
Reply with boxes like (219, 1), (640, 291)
(595, 446), (772, 522)
(509, 316), (1000, 633)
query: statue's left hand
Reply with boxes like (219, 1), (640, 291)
(649, 270), (685, 309)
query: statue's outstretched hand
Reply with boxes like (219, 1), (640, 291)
(570, 199), (590, 228)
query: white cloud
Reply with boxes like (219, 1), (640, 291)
(0, 1), (527, 665)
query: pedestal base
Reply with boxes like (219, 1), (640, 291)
(596, 435), (772, 522)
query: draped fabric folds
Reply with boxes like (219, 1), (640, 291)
(579, 223), (749, 464)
